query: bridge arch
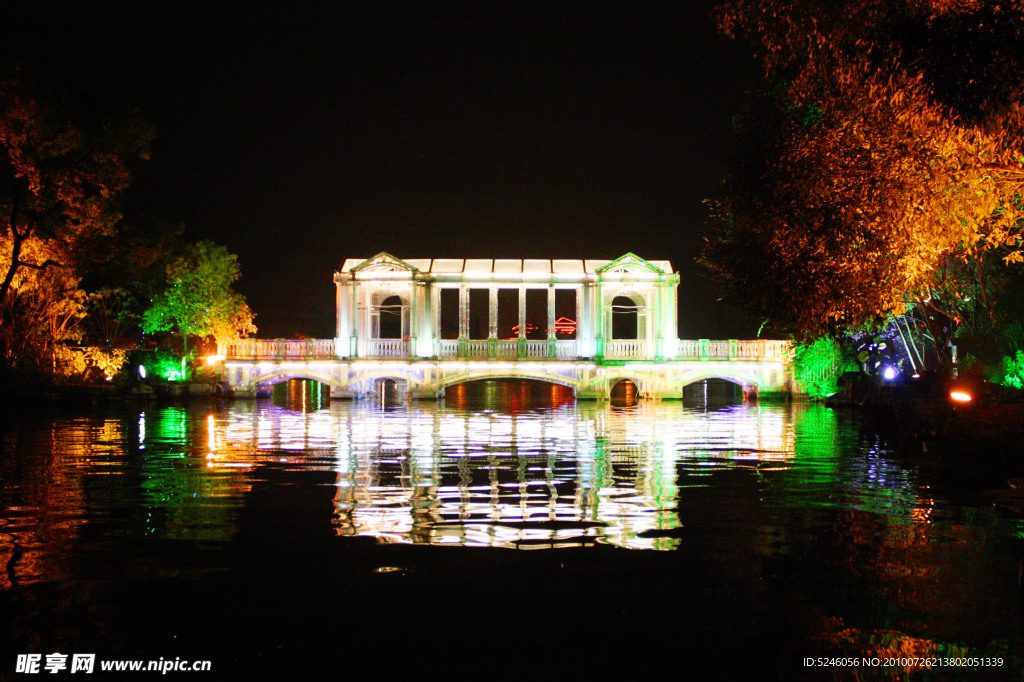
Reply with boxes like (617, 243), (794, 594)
(435, 372), (582, 393)
(581, 374), (654, 399)
(252, 369), (337, 388)
(343, 367), (428, 395)
(609, 377), (641, 403)
(678, 368), (763, 389)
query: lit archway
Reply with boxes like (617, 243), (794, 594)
(270, 377), (331, 412)
(443, 378), (575, 411)
(374, 377), (400, 404)
(682, 378), (744, 406)
(610, 378), (639, 405)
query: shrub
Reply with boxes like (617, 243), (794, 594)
(795, 337), (843, 399)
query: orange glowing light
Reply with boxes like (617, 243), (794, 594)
(554, 316), (577, 335)
(950, 390), (972, 403)
(511, 322), (541, 335)
(207, 413), (217, 453)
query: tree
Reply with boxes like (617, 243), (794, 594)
(0, 74), (154, 374)
(704, 0), (1024, 359)
(0, 74), (153, 305)
(79, 218), (189, 343)
(84, 287), (138, 344)
(142, 240), (256, 352)
(0, 236), (85, 372)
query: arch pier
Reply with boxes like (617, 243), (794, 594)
(217, 253), (796, 400)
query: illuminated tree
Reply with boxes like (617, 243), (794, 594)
(0, 236), (85, 371)
(0, 75), (154, 375)
(794, 336), (845, 398)
(142, 240), (256, 352)
(704, 0), (1024, 359)
(0, 75), (153, 305)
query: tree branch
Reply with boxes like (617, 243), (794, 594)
(15, 258), (62, 271)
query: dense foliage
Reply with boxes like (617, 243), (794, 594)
(793, 336), (845, 398)
(142, 240), (256, 352)
(704, 0), (1024, 373)
(0, 76), (255, 382)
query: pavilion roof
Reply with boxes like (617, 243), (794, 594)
(339, 257), (674, 275)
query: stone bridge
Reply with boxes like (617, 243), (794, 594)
(215, 253), (796, 400)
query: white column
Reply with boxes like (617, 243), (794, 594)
(518, 287), (526, 338)
(663, 280), (679, 358)
(547, 285), (555, 340)
(336, 278), (349, 357)
(575, 285), (584, 357)
(418, 282), (433, 357)
(653, 285), (661, 359)
(488, 287), (498, 338)
(406, 282), (416, 358)
(581, 283), (595, 357)
(432, 285), (442, 357)
(362, 286), (373, 358)
(459, 285), (468, 339)
(349, 282), (358, 357)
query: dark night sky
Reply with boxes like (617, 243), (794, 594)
(1, 1), (761, 339)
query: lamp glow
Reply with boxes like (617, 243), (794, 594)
(950, 390), (972, 403)
(882, 366), (897, 381)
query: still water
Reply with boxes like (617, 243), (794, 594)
(1, 380), (1022, 679)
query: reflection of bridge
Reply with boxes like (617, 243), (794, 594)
(210, 400), (798, 550)
(217, 252), (795, 399)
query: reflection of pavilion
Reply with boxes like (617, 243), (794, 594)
(216, 401), (798, 551)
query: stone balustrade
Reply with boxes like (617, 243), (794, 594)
(220, 337), (792, 362)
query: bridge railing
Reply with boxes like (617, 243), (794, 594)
(434, 338), (580, 360)
(709, 340), (730, 358)
(219, 338), (337, 360)
(464, 340), (489, 358)
(677, 340), (698, 358)
(675, 339), (793, 362)
(495, 340), (518, 359)
(220, 337), (793, 363)
(436, 339), (459, 358)
(525, 340), (548, 358)
(366, 339), (408, 358)
(555, 340), (576, 360)
(605, 340), (648, 359)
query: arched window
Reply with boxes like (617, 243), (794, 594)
(611, 295), (642, 340)
(374, 295), (405, 339)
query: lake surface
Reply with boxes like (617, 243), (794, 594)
(1, 380), (1022, 679)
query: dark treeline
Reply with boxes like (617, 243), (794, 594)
(0, 74), (254, 386)
(704, 0), (1024, 391)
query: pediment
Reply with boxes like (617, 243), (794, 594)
(595, 252), (664, 275)
(349, 252), (419, 274)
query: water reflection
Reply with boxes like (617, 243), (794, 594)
(2, 383), (1021, 677)
(682, 377), (744, 408)
(271, 378), (328, 412)
(0, 389), (943, 587)
(445, 379), (575, 412)
(208, 388), (800, 550)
